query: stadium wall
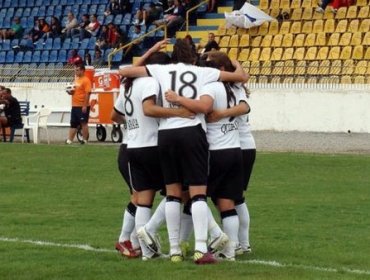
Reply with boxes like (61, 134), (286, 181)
(5, 83), (370, 133)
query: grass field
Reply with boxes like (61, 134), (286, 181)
(0, 143), (369, 280)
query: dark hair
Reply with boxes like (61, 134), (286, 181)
(75, 64), (85, 71)
(4, 88), (11, 94)
(171, 39), (196, 64)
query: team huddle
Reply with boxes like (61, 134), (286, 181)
(112, 39), (256, 264)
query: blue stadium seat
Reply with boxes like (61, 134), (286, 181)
(49, 50), (58, 63)
(63, 6), (72, 16)
(15, 8), (24, 18)
(71, 38), (80, 50)
(14, 51), (24, 63)
(20, 17), (28, 29)
(3, 0), (11, 8)
(3, 17), (11, 29)
(32, 50), (41, 63)
(40, 50), (49, 63)
(43, 0), (51, 5)
(97, 4), (107, 16)
(23, 7), (31, 17)
(89, 4), (97, 15)
(46, 6), (55, 17)
(27, 16), (35, 28)
(37, 6), (46, 17)
(62, 38), (71, 49)
(10, 0), (19, 7)
(122, 13), (132, 25)
(0, 9), (7, 18)
(7, 8), (15, 18)
(51, 0), (59, 5)
(57, 49), (67, 63)
(71, 4), (79, 16)
(80, 38), (89, 50)
(5, 51), (15, 63)
(114, 14), (123, 25)
(44, 38), (53, 50)
(54, 6), (63, 17)
(27, 0), (35, 7)
(10, 39), (20, 49)
(2, 40), (11, 51)
(104, 15), (114, 25)
(59, 0), (67, 5)
(34, 40), (44, 50)
(112, 50), (123, 63)
(77, 49), (85, 58)
(80, 4), (88, 15)
(23, 51), (33, 63)
(19, 0), (27, 6)
(87, 37), (96, 50)
(0, 52), (6, 64)
(53, 37), (61, 49)
(31, 7), (39, 17)
(91, 0), (100, 4)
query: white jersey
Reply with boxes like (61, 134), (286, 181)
(202, 82), (241, 150)
(114, 85), (128, 145)
(146, 63), (220, 130)
(236, 90), (256, 150)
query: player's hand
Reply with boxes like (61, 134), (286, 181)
(82, 106), (87, 113)
(150, 39), (170, 53)
(206, 110), (224, 123)
(177, 106), (195, 119)
(165, 89), (180, 104)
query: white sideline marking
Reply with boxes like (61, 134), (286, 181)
(1, 236), (370, 276)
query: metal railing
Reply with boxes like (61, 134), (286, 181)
(185, 0), (210, 34)
(107, 24), (167, 68)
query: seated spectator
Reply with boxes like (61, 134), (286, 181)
(184, 34), (197, 57)
(124, 25), (143, 60)
(105, 0), (123, 16)
(198, 32), (220, 54)
(49, 16), (62, 38)
(153, 0), (185, 37)
(79, 14), (101, 40)
(93, 49), (105, 66)
(28, 18), (43, 42)
(62, 12), (79, 38)
(315, 0), (335, 13)
(331, 0), (353, 9)
(84, 53), (92, 66)
(68, 49), (83, 65)
(106, 23), (122, 48)
(72, 14), (90, 38)
(38, 18), (51, 39)
(0, 88), (22, 133)
(0, 17), (24, 41)
(95, 25), (109, 50)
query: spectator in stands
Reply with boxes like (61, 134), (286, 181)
(65, 64), (92, 145)
(38, 18), (51, 39)
(62, 12), (79, 38)
(154, 0), (186, 37)
(315, 0), (335, 13)
(106, 23), (122, 48)
(72, 14), (90, 38)
(198, 32), (220, 54)
(79, 14), (101, 40)
(95, 25), (109, 50)
(0, 17), (24, 41)
(49, 16), (62, 38)
(0, 88), (22, 134)
(27, 18), (43, 42)
(93, 49), (105, 66)
(134, 3), (162, 26)
(124, 25), (143, 60)
(68, 49), (83, 65)
(105, 0), (123, 16)
(84, 53), (92, 66)
(184, 34), (197, 57)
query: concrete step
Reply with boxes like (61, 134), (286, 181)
(197, 18), (226, 26)
(218, 6), (232, 13)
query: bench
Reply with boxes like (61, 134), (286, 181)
(1, 101), (30, 143)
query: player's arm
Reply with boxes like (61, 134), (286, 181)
(119, 66), (148, 78)
(207, 101), (250, 123)
(219, 60), (249, 83)
(133, 39), (169, 66)
(165, 90), (213, 114)
(82, 81), (92, 113)
(111, 108), (125, 124)
(143, 96), (195, 118)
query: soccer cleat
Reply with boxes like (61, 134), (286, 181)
(137, 226), (161, 254)
(65, 139), (72, 144)
(115, 241), (141, 258)
(170, 254), (184, 263)
(215, 252), (235, 261)
(193, 251), (217, 265)
(235, 245), (252, 255)
(208, 232), (229, 254)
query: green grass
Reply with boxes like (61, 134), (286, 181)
(0, 143), (369, 280)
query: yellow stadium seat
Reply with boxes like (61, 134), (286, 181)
(346, 6), (358, 19)
(242, 61), (250, 71)
(293, 33), (306, 47)
(282, 47), (294, 60)
(219, 36), (230, 48)
(307, 77), (318, 84)
(363, 32), (370, 46)
(271, 48), (283, 61)
(290, 22), (302, 34)
(237, 27), (248, 36)
(259, 0), (269, 10)
(328, 46), (341, 60)
(261, 61), (272, 75)
(342, 59), (354, 75)
(335, 19), (348, 33)
(280, 0), (291, 9)
(312, 19), (324, 33)
(248, 26), (259, 36)
(335, 7), (347, 19)
(258, 76), (269, 84)
(291, 0), (301, 9)
(272, 34), (283, 47)
(302, 8), (313, 20)
(258, 22), (270, 36)
(226, 25), (237, 35)
(280, 21), (291, 35)
(352, 46), (364, 60)
(229, 34), (239, 47)
(358, 6), (369, 19)
(270, 76), (281, 84)
(270, 0), (280, 10)
(313, 8), (324, 20)
(249, 48), (261, 61)
(238, 49), (250, 62)
(302, 21), (313, 33)
(295, 60), (307, 75)
(348, 19), (359, 33)
(228, 48), (239, 60)
(329, 60), (342, 75)
(261, 35), (273, 47)
(268, 21), (279, 35)
(269, 8), (281, 18)
(305, 33), (316, 46)
(247, 76), (257, 84)
(305, 46), (317, 60)
(315, 32), (327, 46)
(323, 8), (335, 19)
(339, 33), (352, 46)
(354, 76), (365, 84)
(272, 61), (284, 75)
(281, 33), (294, 47)
(250, 61), (260, 75)
(293, 47), (305, 60)
(219, 48), (228, 54)
(307, 61), (319, 75)
(359, 19), (370, 33)
(239, 34), (250, 47)
(340, 46), (352, 60)
(251, 36), (262, 47)
(324, 19), (335, 33)
(283, 77), (294, 84)
(295, 76), (306, 83)
(217, 25), (226, 36)
(260, 48), (271, 61)
(283, 60), (295, 75)
(354, 61), (367, 75)
(356, 0), (368, 7)
(350, 32), (362, 46)
(318, 60), (330, 75)
(328, 33), (340, 46)
(302, 0), (314, 8)
(291, 8), (303, 20)
(340, 76), (352, 84)
(317, 47), (329, 60)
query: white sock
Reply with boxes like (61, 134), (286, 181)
(180, 212), (193, 242)
(191, 200), (208, 253)
(145, 197), (166, 236)
(221, 214), (239, 258)
(235, 202), (250, 249)
(166, 199), (182, 255)
(135, 206), (154, 257)
(119, 209), (135, 242)
(130, 229), (140, 250)
(208, 206), (223, 240)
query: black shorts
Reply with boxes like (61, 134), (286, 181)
(158, 124), (208, 186)
(70, 106), (90, 128)
(117, 144), (131, 193)
(207, 148), (244, 201)
(127, 146), (165, 192)
(242, 149), (256, 191)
